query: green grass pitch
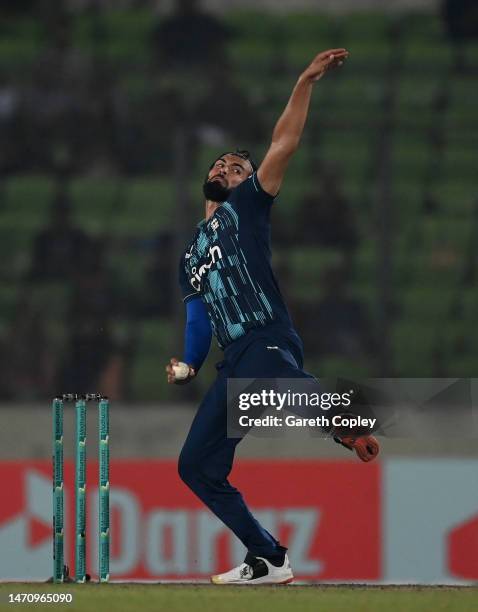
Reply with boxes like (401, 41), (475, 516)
(0, 584), (477, 612)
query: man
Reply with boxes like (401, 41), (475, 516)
(166, 49), (379, 585)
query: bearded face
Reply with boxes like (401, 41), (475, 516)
(202, 177), (232, 203)
(202, 153), (255, 203)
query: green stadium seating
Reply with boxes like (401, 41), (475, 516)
(340, 12), (392, 42)
(72, 9), (152, 65)
(391, 320), (441, 376)
(130, 319), (176, 401)
(0, 176), (56, 278)
(398, 287), (454, 321)
(0, 283), (20, 323)
(391, 142), (431, 181)
(2, 176), (55, 230)
(1, 8), (476, 394)
(0, 16), (44, 74)
(110, 179), (174, 236)
(305, 356), (373, 379)
(318, 128), (374, 180)
(70, 178), (120, 234)
(286, 247), (344, 303)
(227, 12), (280, 71)
(441, 142), (477, 182)
(455, 288), (478, 320)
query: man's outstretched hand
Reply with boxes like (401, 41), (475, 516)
(165, 357), (196, 385)
(301, 48), (349, 83)
(335, 435), (380, 462)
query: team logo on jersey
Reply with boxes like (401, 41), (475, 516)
(189, 245), (223, 291)
(210, 218), (220, 232)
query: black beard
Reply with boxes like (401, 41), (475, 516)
(202, 179), (232, 203)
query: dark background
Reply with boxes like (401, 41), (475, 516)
(0, 0), (477, 402)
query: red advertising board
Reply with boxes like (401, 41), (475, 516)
(2, 459), (477, 583)
(0, 460), (380, 581)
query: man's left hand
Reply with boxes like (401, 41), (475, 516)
(335, 435), (380, 462)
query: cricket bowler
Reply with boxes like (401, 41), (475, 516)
(166, 49), (379, 585)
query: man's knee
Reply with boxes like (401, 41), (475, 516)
(178, 447), (199, 486)
(178, 446), (228, 489)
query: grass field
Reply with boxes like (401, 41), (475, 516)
(0, 584), (477, 612)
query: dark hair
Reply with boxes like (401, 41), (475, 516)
(209, 149), (257, 172)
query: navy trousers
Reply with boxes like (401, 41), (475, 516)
(178, 325), (315, 558)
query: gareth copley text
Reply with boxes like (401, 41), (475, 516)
(238, 414), (377, 429)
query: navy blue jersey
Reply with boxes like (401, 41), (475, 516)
(179, 172), (294, 349)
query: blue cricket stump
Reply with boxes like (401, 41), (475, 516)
(52, 398), (64, 583)
(98, 398), (110, 582)
(52, 394), (110, 584)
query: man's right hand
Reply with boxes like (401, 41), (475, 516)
(165, 357), (196, 385)
(300, 48), (349, 83)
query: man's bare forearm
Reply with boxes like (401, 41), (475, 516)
(270, 49), (349, 154)
(271, 76), (314, 153)
(257, 49), (348, 196)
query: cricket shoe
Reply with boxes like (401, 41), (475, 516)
(211, 552), (293, 585)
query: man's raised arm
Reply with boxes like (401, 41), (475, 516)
(257, 48), (349, 197)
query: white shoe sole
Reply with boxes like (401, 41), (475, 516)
(210, 574), (294, 585)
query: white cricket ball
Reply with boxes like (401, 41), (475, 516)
(172, 362), (190, 380)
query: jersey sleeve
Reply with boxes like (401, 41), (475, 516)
(183, 297), (212, 371)
(229, 171), (275, 224)
(178, 254), (200, 303)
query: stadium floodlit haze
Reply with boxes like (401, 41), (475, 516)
(0, 0), (477, 605)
